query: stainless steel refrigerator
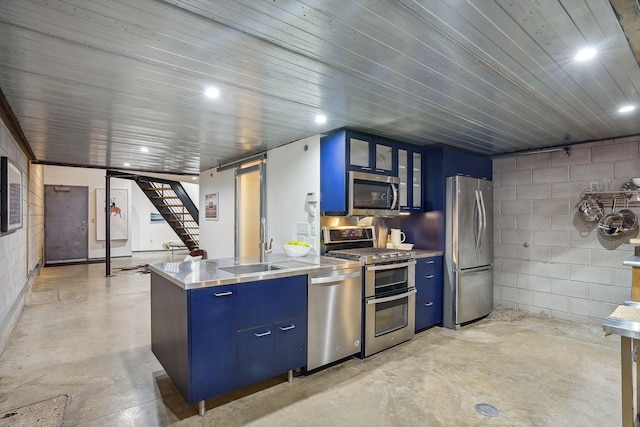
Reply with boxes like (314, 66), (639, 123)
(443, 176), (493, 329)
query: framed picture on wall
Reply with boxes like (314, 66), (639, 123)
(205, 192), (218, 220)
(1, 156), (23, 232)
(95, 188), (128, 240)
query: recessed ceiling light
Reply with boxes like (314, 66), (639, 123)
(205, 86), (220, 98)
(123, 163), (130, 167)
(618, 104), (636, 113)
(140, 147), (149, 153)
(575, 47), (597, 61)
(315, 114), (327, 124)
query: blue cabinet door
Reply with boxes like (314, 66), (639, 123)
(415, 257), (443, 331)
(398, 145), (424, 212)
(189, 285), (238, 403)
(237, 325), (276, 387)
(442, 148), (492, 180)
(274, 317), (307, 375)
(320, 131), (348, 214)
(237, 275), (306, 331)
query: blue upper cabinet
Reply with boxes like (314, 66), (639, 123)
(425, 146), (492, 212)
(320, 129), (398, 214)
(397, 145), (424, 212)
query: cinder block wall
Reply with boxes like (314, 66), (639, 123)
(493, 137), (640, 326)
(0, 122), (36, 355)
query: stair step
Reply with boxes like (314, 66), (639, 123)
(143, 186), (172, 190)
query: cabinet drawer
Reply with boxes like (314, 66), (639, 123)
(416, 257), (442, 275)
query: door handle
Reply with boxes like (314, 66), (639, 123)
(213, 291), (233, 297)
(279, 324), (295, 331)
(254, 330), (272, 337)
(424, 302), (434, 307)
(367, 288), (417, 305)
(79, 220), (87, 231)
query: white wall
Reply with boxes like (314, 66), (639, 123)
(493, 137), (640, 326)
(198, 134), (322, 258)
(198, 167), (236, 259)
(43, 166), (132, 258)
(130, 181), (199, 251)
(266, 135), (321, 255)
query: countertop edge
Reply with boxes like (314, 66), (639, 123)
(149, 257), (364, 290)
(413, 250), (443, 258)
(623, 255), (640, 267)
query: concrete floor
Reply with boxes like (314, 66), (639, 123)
(0, 251), (625, 426)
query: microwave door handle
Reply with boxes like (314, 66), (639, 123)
(390, 183), (398, 209)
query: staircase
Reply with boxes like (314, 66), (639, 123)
(108, 171), (199, 250)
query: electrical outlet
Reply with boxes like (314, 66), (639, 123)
(297, 222), (309, 235)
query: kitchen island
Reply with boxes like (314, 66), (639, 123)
(148, 254), (362, 415)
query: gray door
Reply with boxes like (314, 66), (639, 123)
(45, 185), (88, 263)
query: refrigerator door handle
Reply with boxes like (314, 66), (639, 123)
(459, 265), (493, 273)
(474, 190), (482, 253)
(478, 190), (487, 251)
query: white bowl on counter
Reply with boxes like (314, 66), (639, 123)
(386, 243), (414, 250)
(632, 178), (640, 187)
(282, 244), (311, 257)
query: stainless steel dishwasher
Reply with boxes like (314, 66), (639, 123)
(307, 266), (363, 371)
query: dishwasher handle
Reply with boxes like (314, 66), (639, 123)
(309, 270), (361, 285)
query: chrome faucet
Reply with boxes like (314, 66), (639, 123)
(259, 217), (273, 262)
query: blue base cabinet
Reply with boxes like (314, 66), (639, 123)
(237, 275), (307, 387)
(151, 273), (307, 406)
(415, 256), (443, 331)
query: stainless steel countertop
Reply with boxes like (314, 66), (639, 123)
(413, 250), (444, 259)
(602, 316), (640, 340)
(148, 253), (363, 290)
(623, 255), (640, 267)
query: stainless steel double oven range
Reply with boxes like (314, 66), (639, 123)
(322, 226), (416, 357)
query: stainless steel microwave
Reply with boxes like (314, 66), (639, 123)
(349, 171), (400, 216)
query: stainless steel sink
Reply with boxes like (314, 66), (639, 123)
(219, 263), (285, 275)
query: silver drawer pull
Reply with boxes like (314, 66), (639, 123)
(213, 291), (233, 297)
(425, 275), (434, 279)
(426, 260), (435, 264)
(279, 325), (295, 331)
(425, 302), (434, 307)
(254, 330), (272, 337)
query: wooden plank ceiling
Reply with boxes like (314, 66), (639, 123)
(0, 0), (639, 174)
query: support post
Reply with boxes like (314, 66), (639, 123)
(105, 174), (112, 277)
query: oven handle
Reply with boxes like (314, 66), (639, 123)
(366, 288), (416, 305)
(366, 260), (416, 271)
